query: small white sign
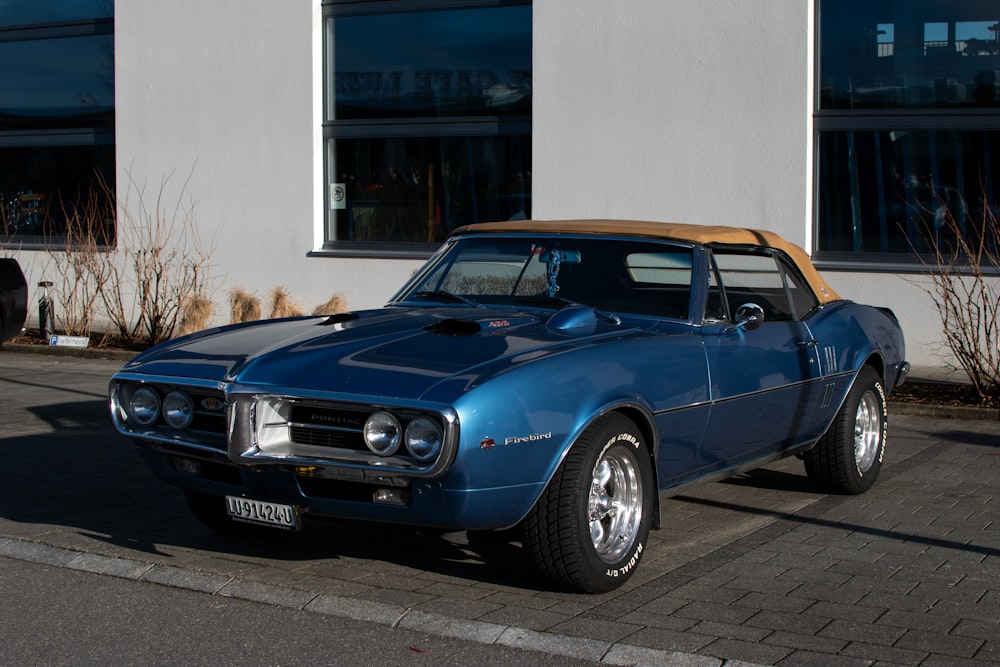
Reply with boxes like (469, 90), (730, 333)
(330, 183), (346, 210)
(49, 335), (90, 348)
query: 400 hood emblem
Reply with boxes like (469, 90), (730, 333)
(480, 432), (553, 451)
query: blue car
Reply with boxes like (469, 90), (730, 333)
(109, 220), (909, 592)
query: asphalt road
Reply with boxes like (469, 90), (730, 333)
(0, 556), (597, 666)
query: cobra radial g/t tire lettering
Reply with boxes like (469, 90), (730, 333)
(523, 414), (654, 593)
(804, 366), (887, 495)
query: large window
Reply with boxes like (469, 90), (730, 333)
(816, 1), (1000, 263)
(322, 1), (531, 255)
(0, 1), (114, 243)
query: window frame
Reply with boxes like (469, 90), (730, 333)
(0, 15), (115, 249)
(811, 0), (1000, 273)
(318, 0), (531, 259)
(709, 247), (820, 323)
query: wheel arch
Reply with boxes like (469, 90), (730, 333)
(862, 350), (887, 387)
(585, 402), (662, 530)
(503, 400), (662, 532)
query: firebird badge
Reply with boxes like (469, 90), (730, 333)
(504, 431), (552, 446)
(480, 437), (495, 450)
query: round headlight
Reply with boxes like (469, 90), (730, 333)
(364, 411), (401, 456)
(129, 386), (161, 426)
(162, 390), (194, 430)
(405, 416), (443, 462)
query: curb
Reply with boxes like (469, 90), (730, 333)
(0, 537), (749, 667)
(889, 400), (999, 422)
(1, 342), (137, 362)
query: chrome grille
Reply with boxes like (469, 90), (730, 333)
(288, 405), (369, 452)
(187, 391), (228, 438)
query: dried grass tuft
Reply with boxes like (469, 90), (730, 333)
(268, 286), (304, 318)
(176, 294), (214, 337)
(312, 293), (348, 316)
(230, 288), (262, 324)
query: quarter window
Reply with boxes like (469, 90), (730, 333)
(711, 250), (818, 322)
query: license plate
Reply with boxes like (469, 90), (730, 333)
(226, 496), (299, 531)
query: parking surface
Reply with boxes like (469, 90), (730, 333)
(0, 349), (997, 666)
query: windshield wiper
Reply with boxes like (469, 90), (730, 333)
(516, 294), (576, 308)
(410, 291), (482, 308)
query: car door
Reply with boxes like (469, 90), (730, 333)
(699, 247), (824, 470)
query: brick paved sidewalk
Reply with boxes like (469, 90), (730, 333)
(0, 351), (997, 665)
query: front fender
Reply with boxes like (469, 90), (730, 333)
(432, 335), (707, 529)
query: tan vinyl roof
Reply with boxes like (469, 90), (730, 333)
(452, 219), (842, 304)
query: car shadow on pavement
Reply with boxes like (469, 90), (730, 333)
(0, 400), (547, 591)
(718, 466), (818, 493)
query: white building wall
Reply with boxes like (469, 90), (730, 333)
(106, 0), (950, 366)
(114, 0), (419, 321)
(533, 0), (811, 238)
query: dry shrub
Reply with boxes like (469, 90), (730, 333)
(313, 293), (348, 316)
(175, 294), (213, 337)
(104, 167), (214, 345)
(910, 186), (1000, 402)
(230, 288), (261, 323)
(44, 182), (115, 337)
(268, 286), (304, 318)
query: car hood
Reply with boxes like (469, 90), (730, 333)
(119, 306), (639, 401)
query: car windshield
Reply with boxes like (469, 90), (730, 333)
(394, 236), (694, 319)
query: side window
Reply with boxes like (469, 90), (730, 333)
(780, 256), (820, 319)
(711, 249), (817, 322)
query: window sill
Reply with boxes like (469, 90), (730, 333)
(812, 252), (1000, 276)
(308, 242), (440, 260)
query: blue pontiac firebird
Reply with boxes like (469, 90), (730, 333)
(109, 220), (909, 592)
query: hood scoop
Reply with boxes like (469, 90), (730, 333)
(546, 305), (598, 335)
(319, 312), (360, 326)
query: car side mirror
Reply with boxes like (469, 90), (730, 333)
(733, 302), (765, 331)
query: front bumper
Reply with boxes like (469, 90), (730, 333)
(135, 443), (539, 531)
(894, 361), (911, 388)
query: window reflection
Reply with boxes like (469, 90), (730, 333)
(323, 2), (531, 247)
(329, 7), (531, 119)
(0, 7), (114, 242)
(0, 0), (113, 27)
(0, 36), (114, 130)
(817, 130), (1000, 254)
(820, 1), (1000, 108)
(330, 135), (531, 244)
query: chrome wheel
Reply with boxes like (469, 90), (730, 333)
(803, 367), (886, 495)
(589, 449), (643, 564)
(854, 389), (881, 473)
(523, 414), (653, 592)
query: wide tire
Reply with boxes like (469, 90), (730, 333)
(804, 366), (887, 494)
(523, 414), (654, 593)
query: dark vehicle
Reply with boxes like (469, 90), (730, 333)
(0, 258), (27, 345)
(110, 220), (909, 592)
